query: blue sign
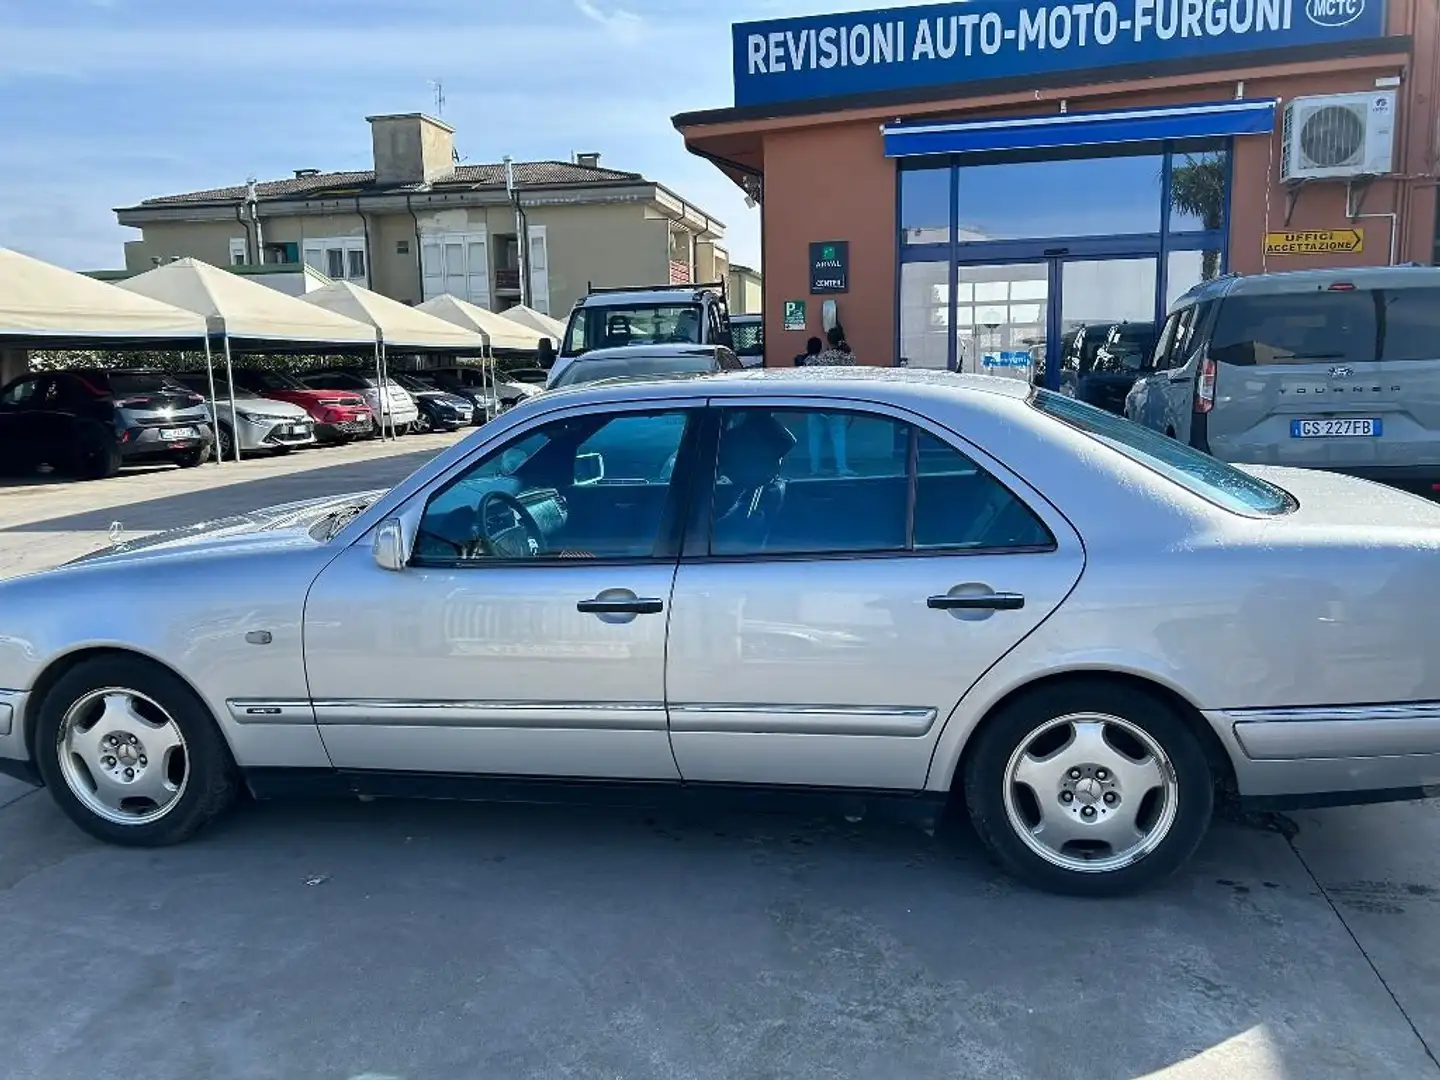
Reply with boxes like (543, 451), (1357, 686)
(734, 0), (1386, 107)
(983, 350), (1033, 368)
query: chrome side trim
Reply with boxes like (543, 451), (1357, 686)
(311, 700), (669, 732)
(1219, 703), (1440, 762)
(226, 700), (316, 726)
(669, 704), (938, 738)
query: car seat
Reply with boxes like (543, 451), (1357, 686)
(712, 413), (797, 553)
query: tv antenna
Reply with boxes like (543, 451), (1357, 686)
(429, 79), (446, 118)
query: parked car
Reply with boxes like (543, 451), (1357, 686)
(425, 366), (513, 420)
(546, 344), (743, 390)
(302, 370), (419, 435)
(174, 374), (316, 459)
(560, 282), (733, 358)
(1126, 266), (1440, 492)
(7, 369), (1440, 897)
(229, 369), (373, 445)
(1056, 324), (1109, 397)
(388, 374), (474, 432)
(0, 368), (212, 479)
(731, 313), (764, 368)
(1075, 322), (1157, 415)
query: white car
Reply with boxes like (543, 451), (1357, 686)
(176, 375), (315, 459)
(302, 370), (418, 434)
(4, 369), (1440, 896)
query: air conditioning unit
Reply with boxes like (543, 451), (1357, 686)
(1281, 91), (1396, 181)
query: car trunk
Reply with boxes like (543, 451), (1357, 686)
(1206, 285), (1440, 470)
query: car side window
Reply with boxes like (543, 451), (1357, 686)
(709, 408), (1053, 557)
(0, 378), (39, 407)
(913, 434), (1054, 550)
(1150, 310), (1186, 372)
(414, 409), (692, 565)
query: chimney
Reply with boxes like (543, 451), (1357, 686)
(366, 113), (456, 186)
(575, 151), (601, 169)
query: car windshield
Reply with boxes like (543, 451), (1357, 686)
(244, 370), (306, 391)
(1032, 390), (1295, 516)
(185, 380), (259, 400)
(564, 304), (703, 354)
(392, 375), (435, 392)
(551, 355), (715, 389)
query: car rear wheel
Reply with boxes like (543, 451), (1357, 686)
(35, 656), (238, 846)
(963, 681), (1212, 896)
(69, 424), (121, 480)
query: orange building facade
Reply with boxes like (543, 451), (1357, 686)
(676, 0), (1439, 384)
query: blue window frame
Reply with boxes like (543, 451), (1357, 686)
(896, 139), (1231, 382)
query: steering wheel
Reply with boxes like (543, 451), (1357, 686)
(477, 490), (546, 559)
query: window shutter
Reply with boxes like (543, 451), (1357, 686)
(527, 225), (550, 315)
(466, 230), (491, 309)
(302, 243), (325, 274)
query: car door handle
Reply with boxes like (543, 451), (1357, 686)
(927, 593), (1025, 611)
(577, 597), (664, 615)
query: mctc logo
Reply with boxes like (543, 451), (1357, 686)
(1306, 0), (1364, 27)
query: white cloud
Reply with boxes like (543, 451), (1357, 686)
(573, 0), (645, 42)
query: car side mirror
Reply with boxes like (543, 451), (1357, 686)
(537, 338), (557, 369)
(575, 452), (605, 486)
(373, 517), (411, 571)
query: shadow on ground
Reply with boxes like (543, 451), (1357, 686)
(0, 790), (1432, 1080)
(2, 450), (439, 533)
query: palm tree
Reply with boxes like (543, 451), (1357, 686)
(1169, 154), (1227, 281)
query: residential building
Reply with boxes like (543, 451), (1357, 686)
(728, 264), (763, 314)
(115, 113), (729, 319)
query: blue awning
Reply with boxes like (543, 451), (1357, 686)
(883, 99), (1277, 158)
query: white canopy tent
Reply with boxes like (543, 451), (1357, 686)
(0, 248), (207, 346)
(416, 294), (547, 353)
(498, 303), (566, 345)
(302, 282), (489, 428)
(117, 259), (377, 458)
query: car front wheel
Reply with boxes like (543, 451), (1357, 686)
(35, 656), (238, 846)
(963, 681), (1212, 896)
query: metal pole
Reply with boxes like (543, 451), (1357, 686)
(202, 337), (221, 466)
(374, 339), (388, 440)
(222, 335), (241, 462)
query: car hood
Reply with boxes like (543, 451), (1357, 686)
(201, 396), (311, 421)
(65, 489), (387, 567)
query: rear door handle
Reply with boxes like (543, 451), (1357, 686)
(577, 597), (664, 615)
(927, 593), (1025, 611)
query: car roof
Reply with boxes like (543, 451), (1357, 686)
(541, 365), (1034, 405)
(1176, 264), (1440, 307)
(574, 288), (717, 308)
(571, 344), (728, 363)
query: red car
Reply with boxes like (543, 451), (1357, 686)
(229, 370), (373, 444)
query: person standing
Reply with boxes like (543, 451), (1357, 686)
(794, 336), (822, 367)
(804, 326), (855, 475)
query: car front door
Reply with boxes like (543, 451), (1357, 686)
(665, 400), (1085, 791)
(0, 375), (63, 469)
(303, 400), (701, 780)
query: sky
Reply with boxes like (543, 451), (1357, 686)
(0, 0), (941, 275)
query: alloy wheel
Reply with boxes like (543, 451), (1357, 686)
(56, 688), (189, 826)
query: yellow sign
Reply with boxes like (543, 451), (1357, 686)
(1264, 229), (1364, 256)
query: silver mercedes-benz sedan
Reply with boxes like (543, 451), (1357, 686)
(2, 368), (1438, 896)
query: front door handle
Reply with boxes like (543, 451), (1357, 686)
(577, 597), (664, 615)
(927, 593), (1025, 612)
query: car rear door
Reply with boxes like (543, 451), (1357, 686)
(664, 399), (1084, 792)
(1203, 284), (1440, 470)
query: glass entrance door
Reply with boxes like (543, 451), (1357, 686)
(1055, 257), (1159, 405)
(955, 263), (1049, 385)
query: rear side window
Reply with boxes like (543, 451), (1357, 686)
(1210, 290), (1379, 366)
(1379, 288), (1440, 362)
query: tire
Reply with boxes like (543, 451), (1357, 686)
(34, 655), (238, 846)
(413, 412), (433, 435)
(173, 446), (208, 469)
(962, 681), (1213, 897)
(212, 423), (237, 462)
(69, 424), (121, 480)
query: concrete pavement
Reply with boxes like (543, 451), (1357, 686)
(0, 437), (1437, 1079)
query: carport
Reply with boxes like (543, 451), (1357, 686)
(116, 259), (378, 460)
(0, 247), (207, 384)
(300, 282), (490, 428)
(416, 295), (549, 354)
(498, 303), (566, 346)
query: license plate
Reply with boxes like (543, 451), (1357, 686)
(159, 427), (195, 441)
(1291, 418), (1382, 438)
